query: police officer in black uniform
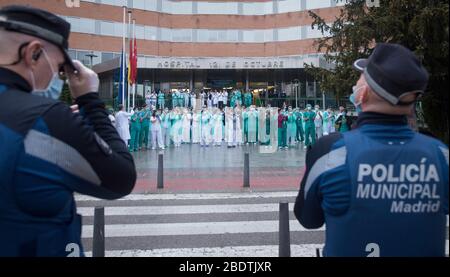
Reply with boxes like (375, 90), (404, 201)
(0, 5), (136, 256)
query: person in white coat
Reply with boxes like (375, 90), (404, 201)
(150, 110), (164, 150)
(114, 104), (132, 146)
(108, 109), (116, 128)
(184, 90), (190, 108)
(234, 107), (243, 146)
(200, 106), (212, 147)
(181, 108), (192, 143)
(192, 109), (201, 143)
(225, 107), (238, 148)
(212, 91), (219, 108)
(212, 108), (224, 146)
(314, 105), (323, 139)
(190, 92), (197, 110)
(170, 107), (183, 147)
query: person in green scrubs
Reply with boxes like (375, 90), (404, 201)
(303, 104), (316, 149)
(286, 106), (297, 147)
(244, 90), (252, 108)
(278, 108), (288, 149)
(129, 107), (141, 152)
(139, 104), (151, 150)
(294, 107), (304, 143)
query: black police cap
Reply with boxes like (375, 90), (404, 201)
(353, 43), (429, 105)
(0, 5), (76, 71)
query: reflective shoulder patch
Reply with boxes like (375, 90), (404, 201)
(304, 146), (347, 200)
(94, 132), (112, 156)
(24, 129), (101, 185)
(439, 146), (449, 166)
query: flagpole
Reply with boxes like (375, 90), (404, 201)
(127, 9), (132, 111)
(132, 19), (136, 109)
(121, 5), (126, 108)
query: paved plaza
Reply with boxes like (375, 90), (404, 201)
(131, 143), (307, 193)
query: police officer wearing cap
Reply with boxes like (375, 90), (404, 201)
(0, 5), (136, 256)
(294, 43), (448, 256)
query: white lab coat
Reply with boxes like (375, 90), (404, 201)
(192, 112), (201, 143)
(226, 112), (242, 145)
(182, 113), (192, 143)
(200, 112), (212, 145)
(115, 111), (132, 144)
(213, 113), (223, 145)
(191, 94), (196, 110)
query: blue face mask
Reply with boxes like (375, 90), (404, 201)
(30, 50), (64, 100)
(350, 85), (364, 113)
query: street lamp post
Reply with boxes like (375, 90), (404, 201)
(86, 51), (98, 69)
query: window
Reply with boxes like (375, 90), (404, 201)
(161, 0), (172, 13)
(77, 51), (90, 66)
(278, 26), (301, 41)
(306, 0), (331, 10)
(243, 30), (265, 43)
(100, 21), (116, 36)
(253, 30), (265, 42)
(217, 30), (227, 42)
(114, 22), (124, 37)
(132, 0), (146, 10)
(160, 28), (171, 41)
(306, 25), (329, 39)
(197, 2), (238, 15)
(145, 26), (157, 40)
(197, 29), (209, 42)
(227, 30), (239, 42)
(77, 18), (95, 34)
(172, 29), (192, 42)
(68, 49), (76, 59)
(207, 30), (218, 42)
(135, 25), (145, 40)
(243, 2), (268, 15)
(170, 1), (192, 14)
(100, 0), (122, 6)
(265, 29), (274, 42)
(101, 52), (114, 62)
(278, 0), (302, 13)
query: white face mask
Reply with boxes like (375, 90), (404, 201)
(30, 49), (64, 100)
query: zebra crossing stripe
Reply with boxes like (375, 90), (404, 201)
(84, 244), (326, 257)
(75, 191), (299, 202)
(77, 203), (295, 216)
(81, 220), (324, 238)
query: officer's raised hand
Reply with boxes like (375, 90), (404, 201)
(66, 60), (99, 98)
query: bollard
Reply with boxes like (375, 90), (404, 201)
(243, 152), (250, 188)
(92, 206), (105, 257)
(157, 153), (164, 189)
(316, 248), (321, 257)
(278, 202), (291, 257)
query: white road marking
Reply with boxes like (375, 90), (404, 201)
(77, 203), (295, 216)
(84, 244), (325, 257)
(75, 191), (299, 202)
(81, 220), (323, 238)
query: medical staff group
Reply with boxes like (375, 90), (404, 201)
(112, 89), (354, 152)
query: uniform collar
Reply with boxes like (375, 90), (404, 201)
(0, 67), (32, 92)
(356, 112), (407, 127)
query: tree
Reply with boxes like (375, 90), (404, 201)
(305, 0), (449, 144)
